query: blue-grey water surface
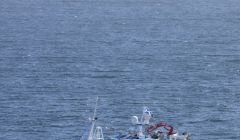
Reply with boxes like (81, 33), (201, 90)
(0, 0), (240, 140)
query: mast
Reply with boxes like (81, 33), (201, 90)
(87, 96), (99, 140)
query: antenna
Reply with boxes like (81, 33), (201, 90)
(87, 96), (99, 140)
(141, 106), (152, 125)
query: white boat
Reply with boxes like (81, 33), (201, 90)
(82, 98), (191, 140)
(112, 107), (191, 140)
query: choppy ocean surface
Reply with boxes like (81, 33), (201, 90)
(0, 0), (240, 140)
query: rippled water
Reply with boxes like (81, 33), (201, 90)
(0, 0), (240, 140)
